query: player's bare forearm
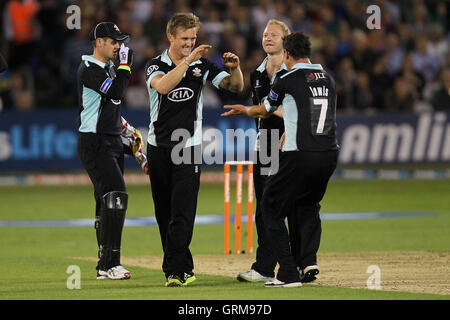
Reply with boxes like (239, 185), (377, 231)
(219, 52), (243, 93)
(221, 103), (269, 118)
(152, 44), (212, 95)
(258, 106), (283, 119)
(273, 106), (283, 118)
(151, 64), (189, 95)
(247, 103), (269, 118)
(220, 68), (244, 93)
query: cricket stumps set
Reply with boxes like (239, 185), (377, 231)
(224, 161), (254, 254)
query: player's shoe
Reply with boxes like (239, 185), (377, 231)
(265, 278), (302, 288)
(97, 270), (108, 280)
(105, 265), (131, 280)
(300, 265), (319, 283)
(165, 274), (186, 287)
(237, 269), (273, 283)
(184, 272), (196, 285)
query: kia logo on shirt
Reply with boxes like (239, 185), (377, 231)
(168, 87), (194, 102)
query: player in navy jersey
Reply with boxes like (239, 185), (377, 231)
(144, 13), (244, 287)
(236, 19), (291, 284)
(222, 32), (339, 287)
(77, 22), (140, 280)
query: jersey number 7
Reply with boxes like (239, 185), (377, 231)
(310, 98), (332, 135)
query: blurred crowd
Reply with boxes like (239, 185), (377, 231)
(0, 0), (448, 115)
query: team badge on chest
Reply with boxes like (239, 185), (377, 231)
(192, 67), (202, 77)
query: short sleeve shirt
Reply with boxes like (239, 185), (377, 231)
(264, 63), (339, 152)
(145, 49), (230, 148)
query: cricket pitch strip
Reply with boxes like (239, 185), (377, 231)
(76, 251), (449, 295)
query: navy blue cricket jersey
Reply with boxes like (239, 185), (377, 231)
(145, 49), (230, 148)
(264, 63), (339, 152)
(77, 55), (130, 135)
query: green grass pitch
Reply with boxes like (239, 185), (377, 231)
(0, 177), (448, 300)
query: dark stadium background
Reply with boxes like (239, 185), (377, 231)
(0, 0), (448, 174)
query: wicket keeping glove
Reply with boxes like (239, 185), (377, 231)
(121, 117), (149, 175)
(121, 117), (143, 147)
(118, 43), (133, 70)
(133, 146), (149, 175)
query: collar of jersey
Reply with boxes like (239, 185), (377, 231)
(291, 62), (323, 70)
(82, 55), (114, 68)
(256, 57), (287, 73)
(256, 57), (268, 72)
(256, 57), (287, 84)
(280, 63), (324, 79)
(161, 49), (202, 66)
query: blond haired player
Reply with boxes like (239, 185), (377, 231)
(144, 13), (244, 287)
(235, 19), (292, 283)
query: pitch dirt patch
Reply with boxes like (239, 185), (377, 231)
(119, 251), (449, 295)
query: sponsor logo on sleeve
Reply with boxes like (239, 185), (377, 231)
(100, 78), (113, 93)
(268, 89), (278, 101)
(146, 65), (159, 76)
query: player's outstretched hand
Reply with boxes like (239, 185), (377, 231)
(221, 104), (247, 117)
(187, 44), (212, 64)
(222, 52), (240, 69)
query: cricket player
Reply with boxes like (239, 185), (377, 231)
(222, 32), (339, 287)
(77, 22), (146, 280)
(236, 19), (290, 283)
(144, 13), (244, 287)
